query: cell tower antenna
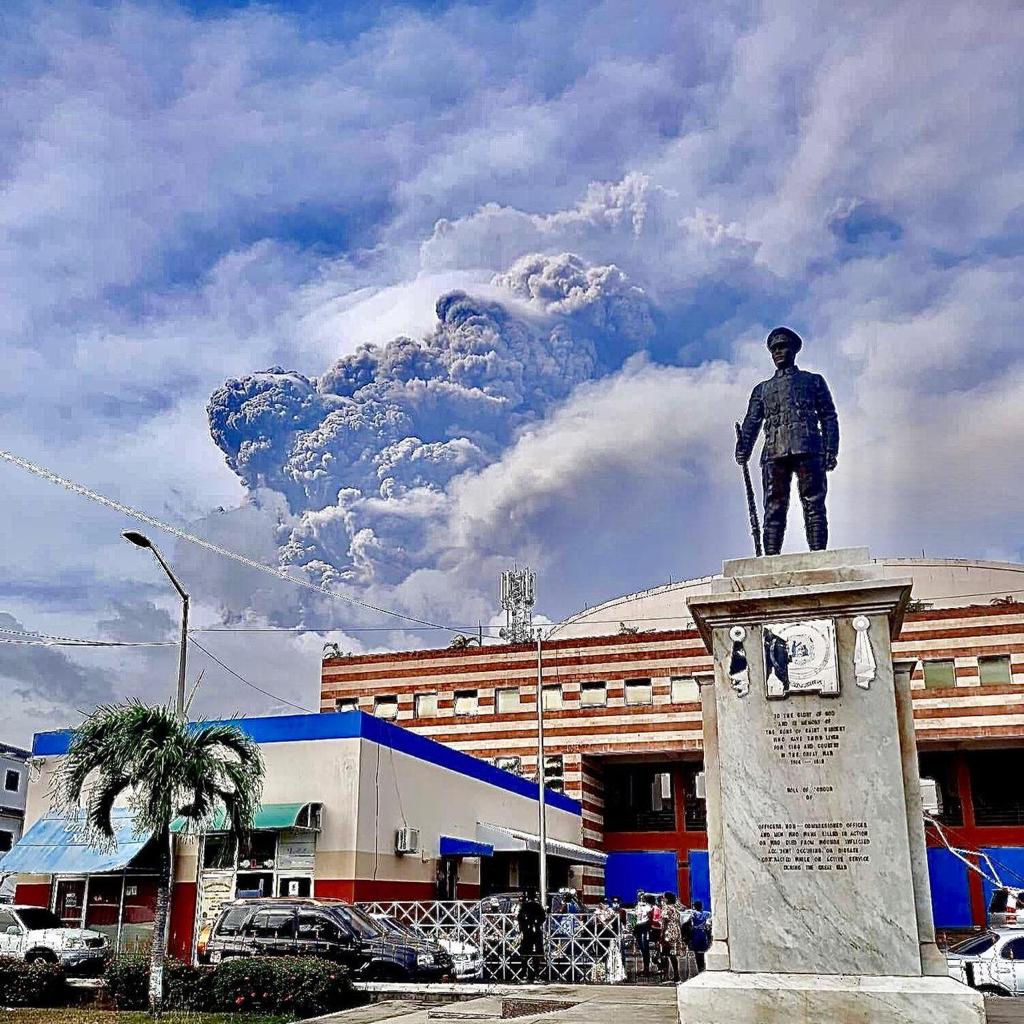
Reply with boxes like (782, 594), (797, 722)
(499, 565), (537, 644)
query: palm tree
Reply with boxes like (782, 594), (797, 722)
(54, 701), (263, 1016)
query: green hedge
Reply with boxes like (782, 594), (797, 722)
(104, 954), (353, 1016)
(0, 956), (68, 1007)
(207, 956), (353, 1017)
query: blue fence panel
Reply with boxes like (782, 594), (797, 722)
(926, 847), (972, 928)
(688, 850), (710, 909)
(604, 852), (678, 902)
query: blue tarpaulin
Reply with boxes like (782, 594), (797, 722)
(1, 808), (150, 875)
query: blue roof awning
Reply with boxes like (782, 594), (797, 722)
(1, 809), (150, 875)
(439, 836), (494, 858)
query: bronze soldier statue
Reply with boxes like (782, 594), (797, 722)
(735, 327), (839, 555)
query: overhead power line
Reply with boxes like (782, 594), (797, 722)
(0, 624), (177, 648)
(0, 449), (455, 633)
(187, 636), (316, 714)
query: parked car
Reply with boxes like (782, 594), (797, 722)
(946, 929), (1024, 996)
(198, 898), (452, 981)
(370, 912), (483, 981)
(989, 886), (1024, 928)
(0, 904), (109, 974)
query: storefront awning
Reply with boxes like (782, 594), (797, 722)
(1, 809), (150, 875)
(439, 835), (494, 858)
(476, 822), (607, 868)
(170, 801), (321, 834)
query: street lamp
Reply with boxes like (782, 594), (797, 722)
(122, 531), (189, 718)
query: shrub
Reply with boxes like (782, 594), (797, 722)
(165, 958), (211, 1010)
(0, 956), (68, 1007)
(207, 956), (353, 1017)
(103, 953), (149, 1010)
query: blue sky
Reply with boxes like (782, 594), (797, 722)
(1, 0), (1023, 743)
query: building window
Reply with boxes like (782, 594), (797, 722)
(0, 831), (12, 852)
(454, 689), (479, 716)
(680, 765), (707, 831)
(543, 754), (564, 793)
(494, 756), (522, 775)
(373, 695), (398, 719)
(414, 692), (438, 718)
(4, 769), (19, 793)
(335, 697), (358, 712)
(542, 685), (563, 711)
(922, 660), (956, 689)
(496, 688), (521, 714)
(580, 681), (607, 707)
(670, 677), (698, 703)
(604, 764), (675, 831)
(969, 751), (1024, 826)
(918, 751), (963, 825)
(624, 678), (653, 705)
(979, 655), (1012, 686)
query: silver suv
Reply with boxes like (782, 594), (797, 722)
(0, 905), (108, 974)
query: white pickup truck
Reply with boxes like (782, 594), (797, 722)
(0, 904), (108, 974)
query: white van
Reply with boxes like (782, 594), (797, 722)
(0, 904), (108, 974)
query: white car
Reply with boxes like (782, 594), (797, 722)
(946, 929), (1024, 997)
(0, 904), (109, 974)
(370, 913), (483, 981)
(436, 935), (483, 981)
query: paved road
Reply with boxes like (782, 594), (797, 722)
(987, 997), (1024, 1023)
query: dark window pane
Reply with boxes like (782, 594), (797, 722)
(217, 907), (251, 937)
(1001, 938), (1024, 961)
(917, 751), (963, 826)
(604, 764), (676, 832)
(245, 910), (295, 939)
(4, 770), (19, 792)
(949, 933), (998, 955)
(970, 751), (1024, 826)
(202, 834), (236, 870)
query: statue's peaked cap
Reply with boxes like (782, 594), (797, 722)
(766, 326), (803, 352)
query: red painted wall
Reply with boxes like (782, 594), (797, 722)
(14, 883), (49, 907)
(168, 881), (198, 962)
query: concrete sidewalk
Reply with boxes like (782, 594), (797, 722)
(302, 984), (678, 1024)
(303, 987), (1024, 1024)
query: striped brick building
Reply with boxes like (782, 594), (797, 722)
(321, 557), (1024, 930)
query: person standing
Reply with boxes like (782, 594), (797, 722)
(632, 890), (653, 976)
(659, 892), (684, 983)
(518, 888), (547, 983)
(689, 900), (711, 974)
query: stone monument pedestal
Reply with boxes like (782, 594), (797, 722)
(678, 548), (985, 1024)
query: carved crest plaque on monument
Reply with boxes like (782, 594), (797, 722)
(762, 618), (839, 699)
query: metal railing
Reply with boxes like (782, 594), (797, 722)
(358, 900), (698, 984)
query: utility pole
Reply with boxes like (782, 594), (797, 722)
(499, 567), (547, 905)
(536, 631), (547, 908)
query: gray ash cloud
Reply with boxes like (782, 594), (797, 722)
(207, 254), (656, 595)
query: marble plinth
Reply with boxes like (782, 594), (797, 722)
(677, 972), (985, 1024)
(687, 548), (950, 987)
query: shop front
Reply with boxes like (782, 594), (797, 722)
(2, 807), (161, 953)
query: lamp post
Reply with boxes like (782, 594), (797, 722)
(122, 531), (189, 718)
(536, 630), (548, 909)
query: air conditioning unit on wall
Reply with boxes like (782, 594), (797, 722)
(395, 826), (420, 855)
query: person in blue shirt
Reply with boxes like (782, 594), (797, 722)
(689, 900), (711, 973)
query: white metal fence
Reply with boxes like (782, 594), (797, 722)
(357, 899), (698, 984)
